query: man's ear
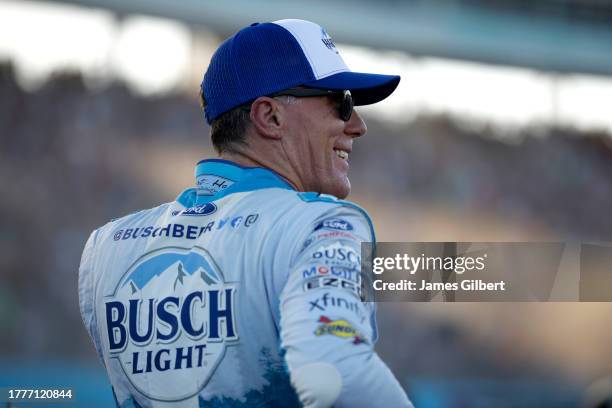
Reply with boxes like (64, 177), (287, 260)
(249, 97), (283, 140)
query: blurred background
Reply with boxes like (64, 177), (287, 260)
(1, 0), (612, 406)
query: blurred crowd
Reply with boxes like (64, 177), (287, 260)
(0, 62), (207, 357)
(1, 61), (612, 405)
(353, 115), (612, 240)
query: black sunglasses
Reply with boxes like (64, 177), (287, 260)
(242, 87), (354, 122)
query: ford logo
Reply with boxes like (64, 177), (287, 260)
(180, 203), (217, 216)
(314, 218), (353, 231)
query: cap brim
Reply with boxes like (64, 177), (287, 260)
(303, 71), (400, 106)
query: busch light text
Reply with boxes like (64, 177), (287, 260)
(105, 288), (236, 375)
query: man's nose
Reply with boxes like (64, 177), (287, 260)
(345, 109), (367, 138)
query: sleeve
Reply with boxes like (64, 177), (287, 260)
(279, 205), (413, 408)
(78, 229), (105, 363)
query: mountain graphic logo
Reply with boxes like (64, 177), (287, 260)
(121, 250), (220, 293)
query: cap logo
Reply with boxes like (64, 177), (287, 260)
(320, 28), (338, 54)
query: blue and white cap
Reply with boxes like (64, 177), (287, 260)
(202, 19), (401, 124)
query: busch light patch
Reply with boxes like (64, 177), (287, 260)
(310, 243), (361, 267)
(102, 246), (238, 401)
(314, 218), (353, 232)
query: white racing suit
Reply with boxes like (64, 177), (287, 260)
(79, 159), (412, 407)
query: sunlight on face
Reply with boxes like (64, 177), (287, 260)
(280, 96), (365, 199)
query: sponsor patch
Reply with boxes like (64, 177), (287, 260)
(112, 214), (259, 242)
(102, 246), (238, 401)
(303, 276), (361, 297)
(314, 218), (353, 232)
(320, 28), (338, 54)
(311, 243), (361, 267)
(196, 175), (234, 196)
(314, 316), (367, 345)
(301, 264), (360, 282)
(300, 231), (358, 253)
(179, 203), (217, 217)
(307, 292), (365, 322)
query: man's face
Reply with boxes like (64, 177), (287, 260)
(280, 94), (367, 199)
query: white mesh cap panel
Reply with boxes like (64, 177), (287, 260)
(273, 19), (349, 79)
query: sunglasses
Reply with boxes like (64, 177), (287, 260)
(242, 87), (354, 122)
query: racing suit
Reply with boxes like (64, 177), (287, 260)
(79, 159), (412, 407)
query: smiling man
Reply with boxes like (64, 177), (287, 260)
(79, 19), (412, 407)
(216, 86), (364, 199)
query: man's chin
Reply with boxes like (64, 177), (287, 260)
(323, 179), (351, 199)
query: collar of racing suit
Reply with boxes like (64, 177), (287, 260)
(176, 159), (295, 208)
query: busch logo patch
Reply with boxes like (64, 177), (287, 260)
(311, 243), (361, 266)
(103, 246), (238, 401)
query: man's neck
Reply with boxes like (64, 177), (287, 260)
(219, 151), (302, 191)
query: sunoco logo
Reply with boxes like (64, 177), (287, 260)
(103, 246), (237, 401)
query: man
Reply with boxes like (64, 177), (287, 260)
(79, 19), (412, 407)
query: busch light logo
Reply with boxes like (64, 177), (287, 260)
(311, 243), (361, 266)
(180, 203), (217, 216)
(103, 246), (237, 401)
(314, 218), (353, 232)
